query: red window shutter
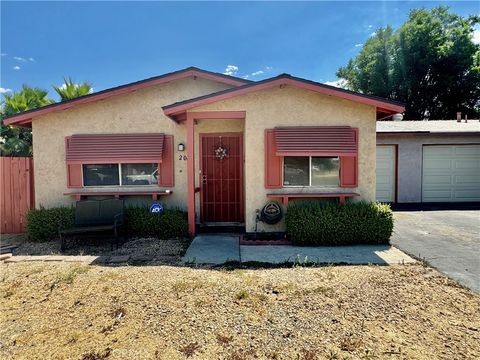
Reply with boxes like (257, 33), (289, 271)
(65, 137), (82, 188)
(67, 164), (83, 188)
(340, 156), (357, 187)
(65, 133), (165, 163)
(159, 135), (174, 187)
(273, 126), (358, 156)
(265, 129), (282, 189)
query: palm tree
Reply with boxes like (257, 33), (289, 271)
(1, 86), (54, 156)
(3, 86), (53, 114)
(53, 78), (92, 101)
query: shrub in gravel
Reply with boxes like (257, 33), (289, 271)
(26, 206), (75, 242)
(125, 206), (189, 239)
(285, 202), (393, 246)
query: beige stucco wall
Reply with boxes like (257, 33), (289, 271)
(190, 85), (377, 232)
(32, 79), (377, 233)
(32, 77), (234, 209)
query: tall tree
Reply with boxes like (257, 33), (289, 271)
(1, 78), (94, 156)
(337, 7), (480, 120)
(53, 78), (92, 101)
(1, 86), (54, 156)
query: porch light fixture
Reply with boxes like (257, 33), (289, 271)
(177, 143), (185, 152)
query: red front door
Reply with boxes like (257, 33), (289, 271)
(200, 133), (244, 223)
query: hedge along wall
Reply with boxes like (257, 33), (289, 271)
(26, 205), (188, 242)
(125, 206), (188, 239)
(285, 202), (394, 246)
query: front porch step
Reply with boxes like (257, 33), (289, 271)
(197, 223), (245, 234)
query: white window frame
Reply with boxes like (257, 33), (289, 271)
(82, 163), (159, 187)
(282, 156), (339, 188)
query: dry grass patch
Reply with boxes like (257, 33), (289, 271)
(0, 262), (479, 359)
(49, 264), (90, 291)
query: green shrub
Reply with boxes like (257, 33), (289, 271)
(125, 206), (189, 239)
(26, 206), (75, 242)
(26, 205), (189, 242)
(285, 202), (393, 246)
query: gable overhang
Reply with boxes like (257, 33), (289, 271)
(3, 67), (251, 127)
(163, 75), (405, 122)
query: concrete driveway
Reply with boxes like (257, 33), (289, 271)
(392, 210), (480, 292)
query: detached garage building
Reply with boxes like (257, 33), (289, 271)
(376, 120), (480, 203)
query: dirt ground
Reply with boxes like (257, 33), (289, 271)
(3, 235), (191, 265)
(1, 262), (478, 360)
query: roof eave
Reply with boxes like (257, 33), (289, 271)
(3, 67), (250, 126)
(163, 76), (405, 119)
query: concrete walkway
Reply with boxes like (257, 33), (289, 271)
(182, 235), (240, 264)
(182, 235), (415, 265)
(241, 244), (414, 265)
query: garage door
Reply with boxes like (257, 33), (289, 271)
(422, 145), (480, 202)
(376, 145), (396, 202)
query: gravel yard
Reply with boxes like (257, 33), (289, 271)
(1, 262), (478, 359)
(5, 236), (190, 265)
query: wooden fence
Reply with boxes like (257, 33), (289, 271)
(0, 157), (35, 233)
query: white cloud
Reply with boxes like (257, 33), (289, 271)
(1, 53), (6, 57)
(354, 43), (363, 48)
(12, 56), (35, 62)
(368, 25), (373, 29)
(13, 56), (27, 62)
(369, 31), (377, 37)
(231, 65), (273, 79)
(0, 87), (12, 94)
(223, 65), (239, 76)
(324, 78), (349, 89)
(13, 66), (20, 70)
(244, 66), (272, 79)
(251, 70), (264, 76)
(473, 27), (480, 45)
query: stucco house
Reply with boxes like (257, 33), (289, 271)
(4, 67), (405, 235)
(376, 119), (480, 203)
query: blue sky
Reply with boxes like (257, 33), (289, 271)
(1, 1), (479, 99)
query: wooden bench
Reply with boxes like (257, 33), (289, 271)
(267, 192), (360, 205)
(59, 199), (125, 251)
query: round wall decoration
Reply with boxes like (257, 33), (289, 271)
(260, 202), (283, 224)
(214, 145), (228, 160)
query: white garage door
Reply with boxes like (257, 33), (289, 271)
(376, 145), (396, 202)
(422, 145), (480, 202)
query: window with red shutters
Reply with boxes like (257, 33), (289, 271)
(265, 127), (359, 189)
(65, 134), (174, 188)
